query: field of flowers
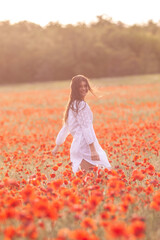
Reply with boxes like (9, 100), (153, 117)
(0, 75), (160, 240)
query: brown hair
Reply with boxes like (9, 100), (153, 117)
(63, 75), (95, 123)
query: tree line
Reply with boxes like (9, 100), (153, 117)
(0, 16), (160, 84)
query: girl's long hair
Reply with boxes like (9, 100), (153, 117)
(63, 75), (95, 123)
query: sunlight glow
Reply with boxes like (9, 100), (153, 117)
(0, 0), (160, 26)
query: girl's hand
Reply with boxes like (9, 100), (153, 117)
(91, 150), (100, 161)
(52, 145), (60, 156)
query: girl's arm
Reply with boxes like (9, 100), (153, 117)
(89, 143), (100, 161)
(52, 123), (70, 156)
(52, 144), (60, 156)
(76, 101), (100, 161)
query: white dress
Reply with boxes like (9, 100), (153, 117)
(55, 100), (111, 173)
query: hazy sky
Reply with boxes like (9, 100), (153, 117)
(0, 0), (160, 26)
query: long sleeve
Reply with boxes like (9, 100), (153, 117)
(76, 101), (96, 145)
(56, 123), (70, 145)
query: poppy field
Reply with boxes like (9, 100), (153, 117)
(0, 75), (160, 240)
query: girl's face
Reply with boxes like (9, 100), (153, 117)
(79, 80), (88, 99)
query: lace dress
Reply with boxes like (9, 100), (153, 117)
(55, 100), (111, 173)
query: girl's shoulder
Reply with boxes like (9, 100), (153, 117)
(71, 100), (89, 111)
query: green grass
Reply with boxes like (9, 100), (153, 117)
(0, 73), (160, 92)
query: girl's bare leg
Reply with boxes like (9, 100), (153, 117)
(80, 159), (98, 180)
(80, 159), (95, 171)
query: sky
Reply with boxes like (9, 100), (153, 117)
(0, 0), (160, 27)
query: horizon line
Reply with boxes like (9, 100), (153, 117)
(0, 16), (159, 28)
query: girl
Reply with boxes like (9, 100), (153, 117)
(52, 75), (111, 173)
